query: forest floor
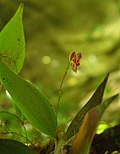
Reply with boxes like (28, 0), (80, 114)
(31, 125), (120, 154)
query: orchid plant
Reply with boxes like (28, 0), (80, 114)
(0, 4), (119, 154)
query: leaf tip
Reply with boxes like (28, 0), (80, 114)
(113, 93), (119, 99)
(104, 73), (109, 82)
(17, 3), (24, 15)
(20, 3), (24, 8)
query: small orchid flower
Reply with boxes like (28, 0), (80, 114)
(69, 51), (82, 73)
(56, 51), (82, 114)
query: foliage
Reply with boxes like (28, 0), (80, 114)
(0, 4), (57, 137)
(0, 3), (25, 73)
(0, 139), (35, 154)
(0, 3), (119, 154)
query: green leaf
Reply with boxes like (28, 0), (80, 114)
(70, 94), (119, 154)
(65, 74), (109, 140)
(0, 62), (57, 137)
(97, 93), (119, 113)
(0, 139), (35, 154)
(0, 3), (25, 73)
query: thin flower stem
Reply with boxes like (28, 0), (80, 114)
(56, 62), (70, 115)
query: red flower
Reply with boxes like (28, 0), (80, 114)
(69, 51), (82, 73)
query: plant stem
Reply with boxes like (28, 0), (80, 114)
(54, 139), (65, 154)
(56, 62), (69, 115)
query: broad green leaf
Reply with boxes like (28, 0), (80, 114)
(0, 3), (25, 73)
(70, 94), (119, 154)
(65, 74), (109, 140)
(0, 62), (57, 137)
(0, 139), (35, 154)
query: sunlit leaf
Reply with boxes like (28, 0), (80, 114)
(65, 74), (109, 140)
(0, 62), (57, 137)
(70, 94), (119, 154)
(0, 139), (35, 154)
(0, 3), (25, 73)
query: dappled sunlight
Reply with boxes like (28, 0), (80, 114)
(41, 56), (51, 65)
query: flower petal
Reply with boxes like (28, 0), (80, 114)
(69, 51), (82, 73)
(70, 51), (76, 61)
(70, 61), (77, 72)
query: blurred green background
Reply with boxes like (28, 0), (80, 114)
(0, 0), (120, 141)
